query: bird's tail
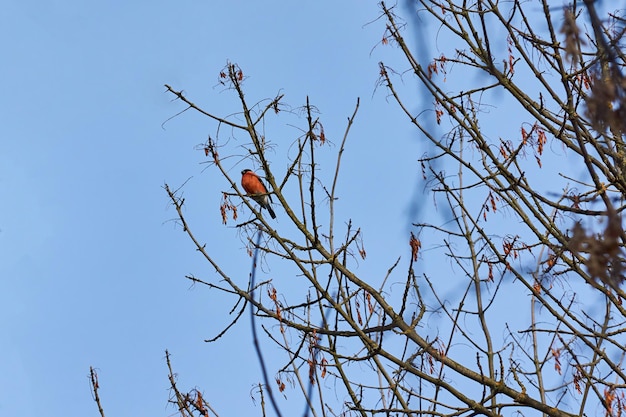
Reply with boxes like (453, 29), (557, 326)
(266, 205), (276, 219)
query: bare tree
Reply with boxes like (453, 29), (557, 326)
(91, 1), (626, 416)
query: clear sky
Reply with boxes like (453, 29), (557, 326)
(0, 0), (620, 417)
(1, 1), (425, 416)
(5, 0), (606, 415)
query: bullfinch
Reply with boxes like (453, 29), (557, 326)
(241, 169), (276, 219)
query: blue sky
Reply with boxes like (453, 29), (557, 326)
(1, 1), (424, 416)
(4, 0), (607, 415)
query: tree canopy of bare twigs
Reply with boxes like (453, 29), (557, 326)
(90, 1), (626, 416)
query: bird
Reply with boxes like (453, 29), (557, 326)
(241, 169), (276, 219)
